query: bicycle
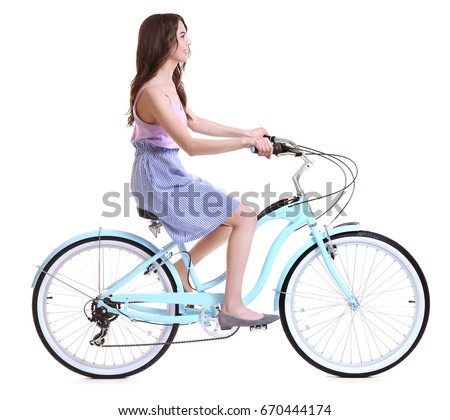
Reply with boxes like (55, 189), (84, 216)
(31, 136), (430, 378)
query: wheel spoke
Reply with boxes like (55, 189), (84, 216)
(33, 237), (178, 378)
(282, 232), (428, 377)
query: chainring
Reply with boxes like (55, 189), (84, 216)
(199, 307), (239, 338)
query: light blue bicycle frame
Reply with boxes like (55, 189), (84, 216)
(32, 148), (361, 325)
(86, 197), (361, 325)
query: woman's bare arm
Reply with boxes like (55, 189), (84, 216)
(137, 88), (272, 157)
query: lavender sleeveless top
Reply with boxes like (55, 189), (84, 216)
(130, 86), (187, 148)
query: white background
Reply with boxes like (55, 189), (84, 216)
(1, 0), (449, 418)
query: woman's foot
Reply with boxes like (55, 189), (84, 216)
(218, 311), (279, 329)
(221, 305), (263, 321)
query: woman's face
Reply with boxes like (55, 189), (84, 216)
(171, 20), (191, 63)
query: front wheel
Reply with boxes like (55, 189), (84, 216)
(280, 230), (429, 377)
(32, 234), (179, 378)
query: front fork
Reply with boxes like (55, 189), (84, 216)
(309, 223), (360, 310)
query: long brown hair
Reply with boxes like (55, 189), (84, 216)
(127, 13), (190, 126)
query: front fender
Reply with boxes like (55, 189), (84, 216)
(31, 229), (181, 290)
(273, 222), (361, 311)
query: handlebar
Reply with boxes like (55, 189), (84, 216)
(250, 135), (304, 157)
(251, 135), (313, 196)
(249, 135), (358, 227)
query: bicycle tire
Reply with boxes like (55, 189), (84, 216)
(280, 230), (429, 377)
(32, 234), (179, 379)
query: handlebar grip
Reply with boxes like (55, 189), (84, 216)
(250, 135), (276, 154)
(264, 135), (276, 142)
(250, 135), (303, 157)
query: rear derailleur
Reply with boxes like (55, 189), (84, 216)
(88, 298), (120, 346)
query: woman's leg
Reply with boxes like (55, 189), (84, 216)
(174, 203), (261, 320)
(174, 224), (232, 292)
(221, 204), (262, 320)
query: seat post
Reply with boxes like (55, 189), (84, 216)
(137, 207), (162, 238)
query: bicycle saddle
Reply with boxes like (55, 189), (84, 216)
(137, 207), (159, 221)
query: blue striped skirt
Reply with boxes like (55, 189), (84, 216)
(131, 140), (240, 243)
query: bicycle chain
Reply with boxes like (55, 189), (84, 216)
(92, 299), (239, 348)
(100, 325), (239, 348)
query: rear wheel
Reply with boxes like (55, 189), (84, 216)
(280, 231), (429, 377)
(32, 235), (178, 378)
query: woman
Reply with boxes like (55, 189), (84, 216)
(128, 13), (278, 328)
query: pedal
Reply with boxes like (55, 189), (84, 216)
(250, 325), (267, 332)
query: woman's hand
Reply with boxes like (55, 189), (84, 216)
(246, 127), (269, 138)
(245, 127), (272, 158)
(250, 136), (273, 159)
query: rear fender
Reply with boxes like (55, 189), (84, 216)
(31, 230), (181, 290)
